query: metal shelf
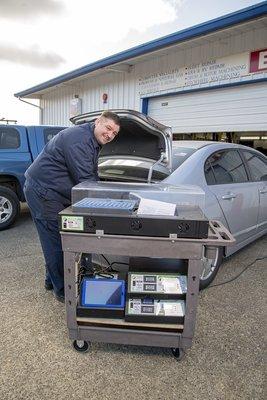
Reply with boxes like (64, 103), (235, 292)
(60, 220), (235, 358)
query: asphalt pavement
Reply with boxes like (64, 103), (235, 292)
(0, 204), (266, 400)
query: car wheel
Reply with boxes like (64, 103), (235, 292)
(0, 187), (20, 231)
(199, 247), (223, 290)
(73, 340), (90, 353)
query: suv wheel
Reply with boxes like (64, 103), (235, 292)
(0, 187), (20, 230)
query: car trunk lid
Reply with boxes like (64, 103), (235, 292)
(70, 109), (172, 172)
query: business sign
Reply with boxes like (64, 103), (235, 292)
(138, 50), (266, 95)
(250, 49), (267, 72)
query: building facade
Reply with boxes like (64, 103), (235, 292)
(15, 3), (267, 150)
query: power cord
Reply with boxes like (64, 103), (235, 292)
(94, 254), (266, 288)
(110, 261), (129, 268)
(89, 254), (124, 277)
(100, 254), (129, 270)
(206, 256), (267, 289)
(100, 254), (111, 267)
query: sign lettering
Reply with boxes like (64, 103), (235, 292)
(138, 50), (267, 95)
(249, 49), (267, 73)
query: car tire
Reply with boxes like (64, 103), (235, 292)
(0, 186), (20, 231)
(199, 247), (224, 290)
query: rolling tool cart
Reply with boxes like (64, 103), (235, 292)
(59, 199), (235, 360)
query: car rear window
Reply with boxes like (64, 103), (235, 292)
(44, 127), (65, 144)
(172, 146), (197, 170)
(0, 127), (20, 149)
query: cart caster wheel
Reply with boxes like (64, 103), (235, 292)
(171, 348), (185, 361)
(73, 340), (90, 353)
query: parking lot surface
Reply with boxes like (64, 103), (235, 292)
(0, 204), (265, 400)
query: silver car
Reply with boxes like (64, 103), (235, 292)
(71, 110), (267, 288)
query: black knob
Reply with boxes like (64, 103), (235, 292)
(131, 220), (142, 231)
(86, 218), (96, 229)
(177, 222), (190, 232)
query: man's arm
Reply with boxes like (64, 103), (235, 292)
(63, 136), (98, 184)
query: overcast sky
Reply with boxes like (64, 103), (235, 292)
(0, 0), (262, 125)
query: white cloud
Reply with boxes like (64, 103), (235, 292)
(0, 43), (65, 68)
(0, 0), (182, 124)
(0, 0), (65, 20)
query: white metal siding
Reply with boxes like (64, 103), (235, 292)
(40, 24), (267, 126)
(147, 82), (267, 133)
(41, 72), (140, 125)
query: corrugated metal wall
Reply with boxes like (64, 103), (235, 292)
(40, 24), (267, 126)
(147, 82), (267, 133)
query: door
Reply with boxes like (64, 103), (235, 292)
(204, 149), (259, 245)
(0, 125), (32, 201)
(0, 125), (32, 179)
(147, 82), (267, 134)
(242, 150), (267, 233)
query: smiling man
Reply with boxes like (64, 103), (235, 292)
(24, 111), (120, 303)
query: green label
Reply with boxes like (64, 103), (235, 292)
(61, 216), (84, 231)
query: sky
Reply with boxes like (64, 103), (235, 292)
(0, 0), (263, 125)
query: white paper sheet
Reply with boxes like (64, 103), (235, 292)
(137, 198), (176, 216)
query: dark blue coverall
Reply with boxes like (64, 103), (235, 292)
(24, 123), (100, 298)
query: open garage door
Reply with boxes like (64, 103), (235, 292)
(147, 81), (267, 134)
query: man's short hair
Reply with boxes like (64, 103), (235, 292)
(100, 111), (120, 127)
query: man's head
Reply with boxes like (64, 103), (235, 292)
(94, 111), (120, 145)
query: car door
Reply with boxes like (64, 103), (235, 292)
(204, 149), (259, 245)
(0, 125), (32, 188)
(242, 150), (267, 234)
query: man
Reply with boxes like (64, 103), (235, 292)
(24, 111), (120, 303)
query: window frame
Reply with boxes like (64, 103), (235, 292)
(0, 127), (21, 149)
(239, 149), (267, 182)
(43, 127), (64, 144)
(204, 149), (250, 186)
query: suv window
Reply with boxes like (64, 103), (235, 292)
(242, 150), (267, 181)
(44, 127), (64, 144)
(205, 150), (248, 185)
(0, 127), (20, 149)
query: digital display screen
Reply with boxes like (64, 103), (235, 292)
(142, 298), (154, 304)
(143, 283), (156, 291)
(81, 279), (125, 308)
(141, 306), (154, 314)
(144, 275), (156, 283)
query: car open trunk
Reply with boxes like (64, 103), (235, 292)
(71, 109), (172, 183)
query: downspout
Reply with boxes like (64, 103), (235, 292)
(18, 97), (43, 124)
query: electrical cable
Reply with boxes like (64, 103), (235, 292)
(99, 255), (129, 272)
(110, 261), (129, 268)
(97, 272), (116, 279)
(206, 255), (267, 289)
(100, 254), (111, 267)
(88, 254), (266, 288)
